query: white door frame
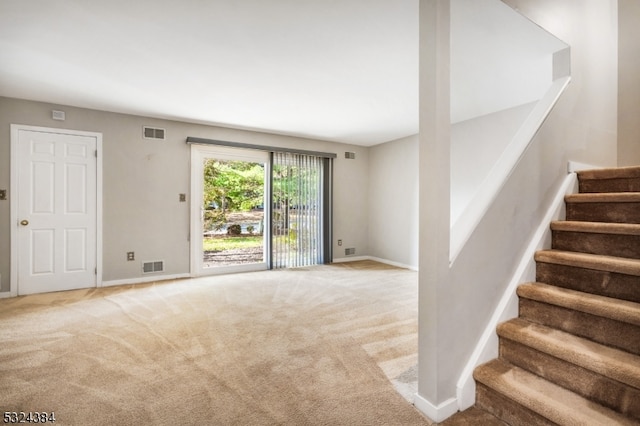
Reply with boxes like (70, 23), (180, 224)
(10, 124), (103, 296)
(190, 144), (269, 276)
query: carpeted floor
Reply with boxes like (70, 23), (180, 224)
(0, 260), (431, 425)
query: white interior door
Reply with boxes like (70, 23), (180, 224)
(15, 128), (98, 295)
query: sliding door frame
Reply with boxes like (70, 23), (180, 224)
(189, 138), (335, 275)
(190, 145), (270, 276)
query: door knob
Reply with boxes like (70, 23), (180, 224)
(20, 219), (29, 226)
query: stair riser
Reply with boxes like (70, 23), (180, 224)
(536, 262), (640, 303)
(566, 202), (640, 224)
(500, 339), (640, 420)
(519, 299), (640, 355)
(552, 231), (640, 259)
(579, 178), (640, 193)
(475, 383), (555, 426)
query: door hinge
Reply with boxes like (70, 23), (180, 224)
(95, 150), (98, 158)
(95, 267), (97, 275)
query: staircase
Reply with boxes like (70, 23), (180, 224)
(472, 166), (640, 425)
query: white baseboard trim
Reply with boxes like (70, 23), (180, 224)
(414, 393), (458, 423)
(332, 255), (418, 271)
(567, 161), (604, 173)
(0, 291), (16, 299)
(101, 273), (191, 288)
(455, 171), (579, 411)
(367, 256), (418, 271)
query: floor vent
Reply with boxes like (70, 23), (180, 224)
(345, 248), (356, 256)
(142, 261), (164, 274)
(143, 126), (166, 140)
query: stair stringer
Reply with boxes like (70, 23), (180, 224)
(455, 171), (578, 411)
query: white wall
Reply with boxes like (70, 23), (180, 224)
(333, 146), (370, 259)
(368, 135), (419, 269)
(450, 0), (567, 123)
(618, 0), (640, 166)
(0, 96), (370, 290)
(417, 0), (618, 420)
(450, 102), (535, 225)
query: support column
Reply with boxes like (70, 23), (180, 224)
(415, 0), (455, 422)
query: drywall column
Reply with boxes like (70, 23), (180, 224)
(415, 0), (455, 422)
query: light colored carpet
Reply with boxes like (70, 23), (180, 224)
(0, 260), (430, 425)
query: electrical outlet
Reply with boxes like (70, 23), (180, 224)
(0, 189), (6, 200)
(127, 252), (135, 261)
(179, 193), (186, 202)
(338, 239), (342, 246)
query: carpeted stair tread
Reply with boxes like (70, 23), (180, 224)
(565, 192), (640, 203)
(497, 318), (640, 390)
(474, 359), (638, 426)
(550, 220), (640, 236)
(534, 249), (640, 276)
(577, 166), (640, 180)
(517, 282), (640, 327)
(577, 167), (640, 192)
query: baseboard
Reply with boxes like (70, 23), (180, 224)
(367, 256), (418, 271)
(332, 255), (370, 264)
(101, 273), (191, 288)
(0, 291), (16, 299)
(413, 393), (458, 423)
(455, 171), (579, 411)
(332, 255), (417, 271)
(567, 160), (604, 173)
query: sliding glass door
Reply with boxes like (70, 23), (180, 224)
(191, 146), (269, 275)
(202, 158), (266, 268)
(190, 143), (332, 276)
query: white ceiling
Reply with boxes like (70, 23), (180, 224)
(0, 0), (567, 146)
(0, 0), (419, 146)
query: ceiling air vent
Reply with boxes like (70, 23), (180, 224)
(143, 126), (166, 140)
(142, 260), (164, 274)
(345, 152), (356, 159)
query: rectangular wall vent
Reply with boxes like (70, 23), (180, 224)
(142, 260), (164, 274)
(345, 152), (356, 159)
(52, 110), (66, 121)
(143, 126), (166, 140)
(345, 248), (356, 256)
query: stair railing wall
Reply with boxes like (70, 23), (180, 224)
(454, 169), (579, 410)
(450, 55), (571, 263)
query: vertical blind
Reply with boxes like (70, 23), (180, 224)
(272, 152), (324, 269)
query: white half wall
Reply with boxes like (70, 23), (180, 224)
(450, 102), (536, 225)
